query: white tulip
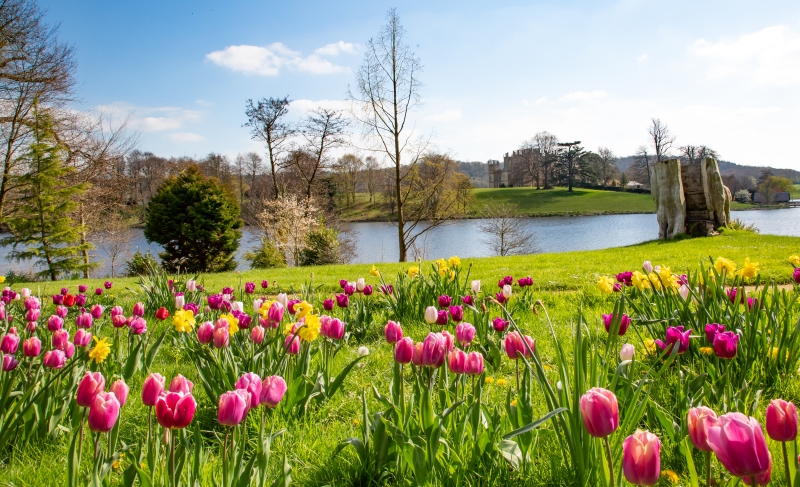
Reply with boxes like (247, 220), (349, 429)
(642, 261), (653, 273)
(277, 293), (288, 308)
(679, 284), (690, 301)
(502, 284), (513, 299)
(174, 295), (185, 309)
(424, 306), (438, 324)
(356, 278), (366, 291)
(620, 343), (635, 361)
(471, 280), (481, 294)
(186, 280), (197, 292)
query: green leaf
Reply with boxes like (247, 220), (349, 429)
(327, 354), (368, 399)
(145, 327), (170, 371)
(498, 439), (523, 470)
(123, 339), (144, 380)
(503, 407), (567, 440)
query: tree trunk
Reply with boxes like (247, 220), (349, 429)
(651, 159), (686, 239)
(702, 157), (731, 228)
(79, 202), (90, 278)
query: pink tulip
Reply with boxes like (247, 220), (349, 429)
(156, 391), (197, 429)
(622, 430), (661, 486)
(755, 456), (772, 486)
(213, 327), (229, 348)
(0, 332), (19, 354)
(236, 372), (263, 408)
(602, 313), (630, 336)
(765, 399), (798, 442)
(335, 294), (349, 308)
(455, 323), (476, 346)
(90, 305), (104, 319)
(142, 373), (166, 407)
(132, 302), (145, 317)
(129, 317), (147, 335)
(284, 334), (300, 355)
(197, 321), (214, 344)
(441, 330), (454, 352)
(22, 337), (41, 357)
(47, 315), (63, 331)
(25, 308), (40, 322)
(110, 379), (130, 407)
(55, 305), (68, 318)
(76, 372), (106, 407)
(110, 306), (124, 317)
(504, 331), (534, 359)
(707, 412), (770, 478)
(394, 337), (414, 364)
(259, 375), (287, 408)
(75, 312), (93, 329)
(687, 406), (719, 452)
(250, 325), (265, 344)
(43, 349), (66, 368)
(384, 321), (403, 344)
(421, 332), (446, 368)
(411, 342), (424, 366)
(88, 392), (120, 432)
(112, 314), (127, 328)
(579, 387), (619, 438)
(73, 329), (91, 347)
(448, 349), (466, 374)
(169, 374), (194, 394)
(218, 389), (250, 426)
(465, 351), (484, 375)
(52, 329), (69, 350)
(320, 316), (344, 340)
(267, 301), (285, 325)
(448, 305), (463, 323)
(2, 354), (18, 371)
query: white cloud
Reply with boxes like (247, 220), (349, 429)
(289, 98), (351, 114)
(97, 103), (204, 133)
(168, 132), (205, 142)
(558, 90), (607, 102)
(637, 54), (648, 63)
(194, 99), (214, 107)
(206, 41), (352, 76)
(535, 97), (548, 104)
(426, 109), (463, 122)
(315, 41), (358, 56)
(691, 25), (800, 86)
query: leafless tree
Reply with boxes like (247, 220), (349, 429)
(349, 8), (424, 262)
(477, 202), (535, 256)
(364, 155), (380, 203)
(94, 212), (132, 277)
(234, 153), (247, 206)
(649, 118), (675, 163)
(680, 145), (718, 165)
(294, 107), (349, 201)
(597, 147), (617, 186)
(244, 96), (295, 199)
(632, 146), (651, 187)
(532, 131), (558, 188)
(335, 153), (363, 206)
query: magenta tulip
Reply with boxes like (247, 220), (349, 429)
(394, 337), (414, 364)
(129, 317), (147, 335)
(169, 374), (194, 394)
(384, 321), (403, 344)
(421, 332), (446, 367)
(43, 350), (66, 368)
(323, 299), (334, 311)
(76, 372), (106, 407)
(705, 323), (725, 343)
(156, 391), (197, 429)
(73, 329), (91, 347)
(197, 321), (214, 344)
(794, 268), (800, 284)
(0, 332), (19, 354)
(580, 387), (619, 438)
(765, 399), (798, 442)
(218, 389), (250, 426)
(260, 375), (287, 408)
(88, 392), (120, 432)
(713, 331), (739, 359)
(132, 302), (145, 317)
(655, 326), (691, 355)
(335, 294), (349, 308)
(504, 331), (534, 359)
(465, 351), (484, 375)
(47, 315), (64, 331)
(461, 295), (474, 306)
(111, 306), (124, 317)
(448, 305), (464, 323)
(492, 317), (508, 332)
(22, 337), (41, 357)
(236, 372), (263, 408)
(602, 313), (630, 336)
(436, 310), (448, 326)
(687, 406), (719, 452)
(25, 308), (40, 322)
(320, 316), (344, 340)
(622, 430), (661, 486)
(284, 334), (300, 355)
(90, 305), (103, 319)
(455, 322), (476, 346)
(438, 295), (452, 308)
(110, 379), (130, 407)
(2, 354), (18, 371)
(707, 412), (770, 478)
(142, 373), (166, 407)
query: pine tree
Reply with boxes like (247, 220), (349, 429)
(1, 107), (95, 281)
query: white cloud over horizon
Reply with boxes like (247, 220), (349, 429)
(206, 41), (357, 76)
(97, 103), (204, 133)
(168, 132), (205, 142)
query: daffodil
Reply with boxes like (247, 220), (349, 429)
(737, 258), (759, 280)
(0, 276), (5, 283)
(791, 254), (800, 267)
(220, 313), (239, 334)
(407, 266), (419, 278)
(449, 270), (456, 281)
(172, 309), (195, 333)
(258, 300), (275, 319)
(448, 255), (461, 268)
(597, 276), (616, 294)
(658, 266), (676, 289)
(297, 314), (321, 342)
(370, 265), (380, 277)
(89, 336), (111, 364)
(293, 301), (313, 319)
(714, 257), (737, 276)
(631, 271), (651, 291)
(435, 259), (448, 276)
(647, 272), (663, 290)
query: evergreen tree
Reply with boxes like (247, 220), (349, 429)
(1, 107), (95, 281)
(145, 165), (242, 272)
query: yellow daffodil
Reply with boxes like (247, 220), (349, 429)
(448, 255), (461, 268)
(496, 378), (508, 386)
(699, 347), (714, 356)
(737, 258), (759, 280)
(89, 336), (111, 364)
(449, 270), (456, 281)
(172, 308), (195, 333)
(220, 313), (239, 334)
(647, 273), (663, 291)
(661, 470), (679, 484)
(714, 257), (737, 276)
(297, 314), (321, 342)
(370, 265), (380, 277)
(484, 376), (495, 384)
(631, 271), (651, 291)
(407, 266), (420, 278)
(294, 301), (313, 320)
(597, 276), (616, 294)
(0, 276), (5, 283)
(435, 259), (448, 276)
(658, 266), (677, 289)
(791, 254), (800, 267)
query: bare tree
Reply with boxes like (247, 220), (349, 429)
(94, 212), (132, 278)
(364, 155), (380, 203)
(349, 8), (423, 262)
(597, 147), (616, 186)
(244, 97), (295, 199)
(295, 107), (349, 201)
(234, 153), (246, 206)
(335, 153), (363, 206)
(680, 145), (719, 165)
(648, 118), (675, 163)
(632, 146), (651, 187)
(532, 131), (558, 189)
(477, 202), (534, 256)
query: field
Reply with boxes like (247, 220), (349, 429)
(2, 230), (799, 486)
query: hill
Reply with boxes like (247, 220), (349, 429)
(614, 156), (800, 182)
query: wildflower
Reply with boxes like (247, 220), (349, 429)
(661, 470), (679, 484)
(737, 258), (760, 280)
(496, 378), (508, 386)
(597, 276), (616, 294)
(791, 254), (800, 267)
(644, 339), (657, 355)
(112, 453), (124, 471)
(293, 301), (313, 319)
(631, 271), (651, 291)
(510, 399), (518, 406)
(172, 309), (195, 333)
(484, 376), (495, 384)
(370, 265), (380, 277)
(714, 257), (737, 276)
(699, 347), (714, 356)
(220, 313), (239, 334)
(448, 255), (461, 268)
(407, 266), (419, 278)
(89, 336), (112, 364)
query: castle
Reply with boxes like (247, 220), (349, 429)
(487, 147), (538, 188)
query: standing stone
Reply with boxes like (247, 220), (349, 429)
(702, 157), (731, 228)
(651, 159), (686, 239)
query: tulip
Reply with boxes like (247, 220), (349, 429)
(356, 278), (366, 292)
(88, 392), (120, 432)
(25, 308), (40, 322)
(63, 342), (75, 358)
(260, 280), (269, 289)
(455, 322), (476, 346)
(707, 412), (770, 479)
(424, 306), (437, 324)
(56, 305), (68, 318)
(52, 329), (69, 349)
(461, 295), (474, 306)
(705, 323), (724, 343)
(75, 294), (87, 307)
(580, 388), (619, 438)
(448, 305), (464, 323)
(73, 329), (92, 347)
(343, 284), (355, 296)
(385, 321), (403, 343)
(502, 284), (513, 299)
(642, 260), (653, 273)
(747, 297), (759, 311)
(110, 314), (126, 328)
(196, 321), (213, 344)
(175, 294), (185, 309)
(755, 457), (772, 486)
(622, 430), (661, 486)
(186, 280), (197, 292)
(442, 330), (455, 352)
(498, 276), (513, 287)
(713, 331), (739, 359)
(765, 399), (798, 442)
(504, 331), (534, 359)
(471, 280), (481, 294)
(679, 284), (690, 300)
(156, 391), (197, 429)
(22, 337), (41, 357)
(620, 343), (635, 361)
(142, 373), (166, 406)
(335, 294), (349, 308)
(438, 295), (452, 307)
(411, 342), (424, 366)
(616, 271), (633, 286)
(421, 332), (446, 367)
(436, 310), (448, 326)
(284, 334), (300, 355)
(2, 354), (18, 371)
(207, 294), (224, 310)
(250, 325), (265, 344)
(267, 301), (285, 325)
(110, 379), (130, 407)
(655, 326), (691, 355)
(260, 376), (287, 408)
(75, 312), (93, 329)
(395, 337), (414, 364)
(276, 293), (288, 308)
(236, 372), (263, 408)
(43, 350), (66, 368)
(448, 349), (466, 374)
(321, 316), (344, 340)
(363, 285), (373, 296)
(130, 317), (147, 335)
(492, 317), (508, 332)
(602, 313), (630, 336)
(218, 389), (250, 426)
(494, 292), (507, 304)
(155, 307), (169, 321)
(95, 288), (103, 296)
(52, 294), (63, 305)
(231, 301), (244, 313)
(213, 327), (229, 348)
(244, 282), (256, 294)
(0, 332), (19, 354)
(380, 284), (393, 295)
(169, 374), (194, 394)
(104, 281), (113, 289)
(688, 407), (719, 452)
(794, 268), (800, 284)
(90, 305), (103, 319)
(323, 299), (334, 311)
(465, 351), (484, 375)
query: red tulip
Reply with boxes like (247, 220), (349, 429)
(580, 387), (619, 438)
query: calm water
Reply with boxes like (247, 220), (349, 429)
(2, 208), (798, 277)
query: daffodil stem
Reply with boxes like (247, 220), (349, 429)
(603, 437), (614, 487)
(783, 441), (791, 487)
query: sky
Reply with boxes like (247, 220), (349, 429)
(41, 0), (800, 169)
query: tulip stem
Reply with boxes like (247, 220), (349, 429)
(603, 437), (614, 487)
(750, 476), (757, 487)
(170, 431), (176, 487)
(704, 451), (711, 487)
(783, 441), (791, 487)
(78, 409), (86, 470)
(223, 428), (229, 486)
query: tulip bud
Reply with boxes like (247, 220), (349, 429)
(421, 332), (446, 368)
(465, 351), (484, 375)
(424, 306), (437, 324)
(169, 374), (194, 394)
(502, 284), (512, 299)
(110, 379), (130, 407)
(679, 284), (690, 301)
(622, 430), (661, 486)
(580, 387), (619, 438)
(602, 313), (630, 336)
(436, 310), (448, 326)
(235, 372), (262, 408)
(642, 261), (653, 273)
(88, 392), (120, 432)
(713, 331), (739, 359)
(25, 308), (40, 322)
(186, 280), (197, 292)
(620, 343), (635, 361)
(218, 389), (250, 426)
(455, 322), (476, 346)
(23, 337), (41, 357)
(261, 280), (269, 289)
(174, 294), (185, 310)
(250, 325), (265, 344)
(142, 373), (166, 406)
(766, 399), (798, 442)
(384, 321), (403, 344)
(471, 280), (481, 294)
(259, 375), (287, 408)
(112, 314), (127, 328)
(394, 337), (414, 364)
(76, 372), (106, 407)
(43, 349), (66, 368)
(687, 406), (719, 452)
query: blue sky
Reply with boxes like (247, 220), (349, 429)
(43, 0), (800, 168)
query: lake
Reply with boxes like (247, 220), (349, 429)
(2, 208), (798, 277)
